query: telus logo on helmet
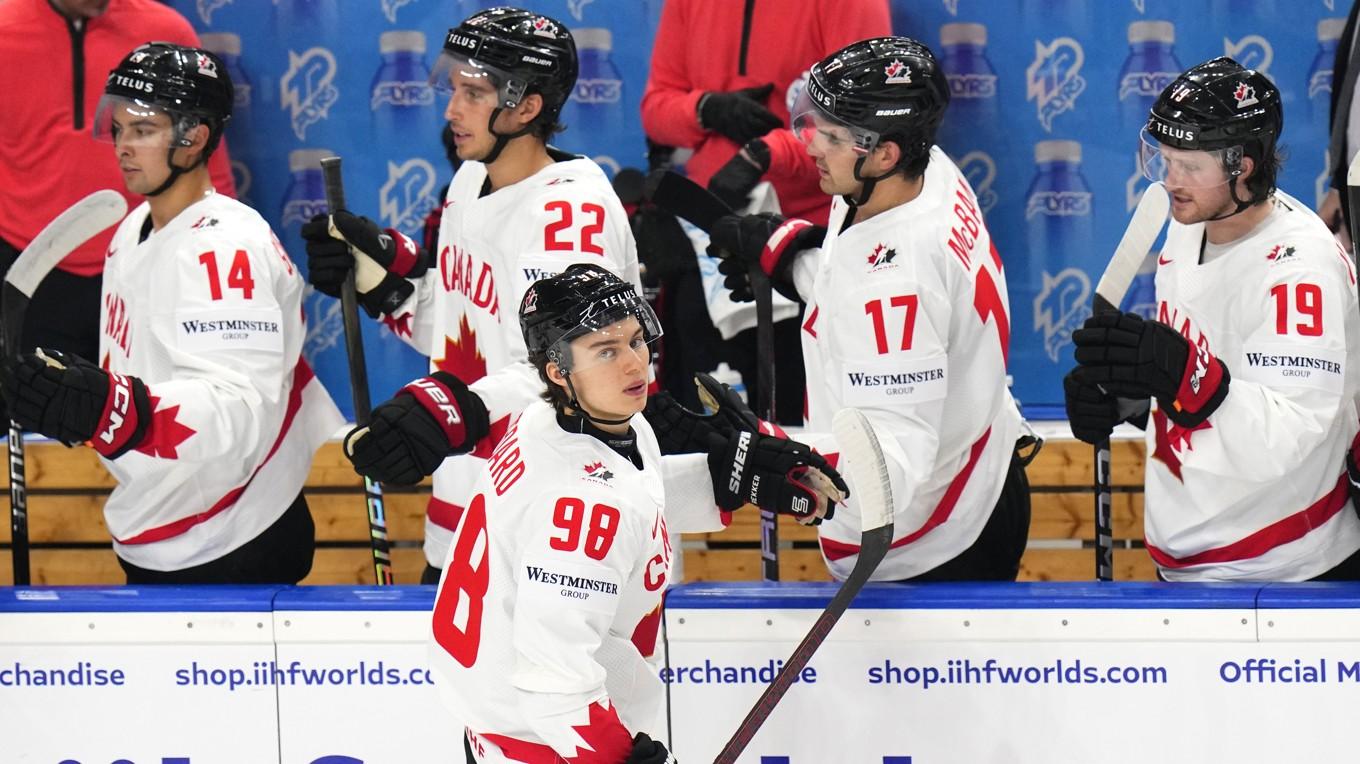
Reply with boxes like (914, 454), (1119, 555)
(112, 75), (153, 93)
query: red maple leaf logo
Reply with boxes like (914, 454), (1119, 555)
(885, 60), (905, 78)
(380, 312), (413, 339)
(484, 701), (632, 762)
(1150, 407), (1212, 481)
(584, 461), (604, 474)
(134, 395), (197, 459)
(434, 314), (487, 383)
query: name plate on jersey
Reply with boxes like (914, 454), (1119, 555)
(518, 557), (622, 615)
(175, 308), (285, 354)
(1238, 342), (1345, 395)
(841, 354), (948, 404)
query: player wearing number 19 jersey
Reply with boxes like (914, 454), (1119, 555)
(707, 37), (1031, 583)
(1068, 58), (1360, 581)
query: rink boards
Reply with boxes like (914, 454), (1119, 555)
(2, 582), (1359, 763)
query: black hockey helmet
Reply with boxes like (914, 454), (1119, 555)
(520, 264), (660, 372)
(94, 42), (234, 158)
(432, 7), (578, 131)
(1141, 57), (1281, 207)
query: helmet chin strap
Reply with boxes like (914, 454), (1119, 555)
(480, 106), (537, 165)
(562, 373), (634, 426)
(843, 154), (904, 208)
(1203, 174), (1258, 222)
(145, 127), (209, 197)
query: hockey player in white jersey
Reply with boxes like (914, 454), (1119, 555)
(430, 265), (845, 763)
(1067, 57), (1360, 581)
(3, 43), (342, 583)
(703, 37), (1032, 582)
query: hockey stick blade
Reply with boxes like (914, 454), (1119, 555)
(643, 169), (732, 232)
(715, 408), (894, 763)
(3, 189), (127, 358)
(1093, 183), (1169, 313)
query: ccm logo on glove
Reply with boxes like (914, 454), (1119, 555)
(96, 374), (136, 448)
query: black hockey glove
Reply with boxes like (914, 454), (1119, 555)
(625, 733), (677, 764)
(300, 210), (429, 317)
(343, 371), (490, 485)
(697, 83), (781, 145)
(631, 204), (698, 286)
(4, 349), (151, 459)
(707, 430), (848, 524)
(707, 212), (823, 302)
(1063, 369), (1123, 445)
(1073, 310), (1229, 428)
(644, 372), (762, 455)
(707, 138), (771, 210)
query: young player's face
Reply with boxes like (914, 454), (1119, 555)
(109, 104), (177, 195)
(799, 114), (869, 196)
(443, 68), (509, 162)
(1154, 144), (1246, 224)
(560, 317), (650, 424)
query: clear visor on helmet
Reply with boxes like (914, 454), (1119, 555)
(429, 51), (526, 110)
(1137, 127), (1242, 189)
(549, 298), (663, 375)
(790, 86), (878, 157)
(92, 94), (185, 148)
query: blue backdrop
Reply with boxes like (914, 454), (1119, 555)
(170, 0), (1347, 420)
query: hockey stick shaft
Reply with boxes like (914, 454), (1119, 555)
(320, 157), (393, 586)
(751, 267), (779, 582)
(8, 426), (26, 585)
(1345, 153), (1360, 268)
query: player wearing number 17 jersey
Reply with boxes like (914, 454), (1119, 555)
(707, 37), (1032, 582)
(1068, 58), (1360, 581)
(301, 8), (640, 580)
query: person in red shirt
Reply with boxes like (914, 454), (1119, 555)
(0, 0), (235, 361)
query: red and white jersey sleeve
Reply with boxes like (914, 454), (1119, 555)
(98, 194), (343, 571)
(429, 403), (673, 763)
(1144, 192), (1360, 581)
(384, 156), (642, 567)
(789, 147), (1021, 581)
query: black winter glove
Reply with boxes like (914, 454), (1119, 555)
(707, 212), (823, 302)
(1063, 369), (1122, 445)
(344, 371), (490, 484)
(698, 83), (782, 145)
(644, 372), (761, 455)
(625, 733), (677, 764)
(3, 349), (151, 459)
(1073, 310), (1230, 428)
(707, 138), (771, 210)
(300, 210), (428, 317)
(707, 430), (848, 524)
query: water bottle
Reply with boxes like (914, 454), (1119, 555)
(1310, 18), (1345, 124)
(1117, 21), (1179, 134)
(1023, 140), (1094, 399)
(556, 28), (625, 177)
(938, 22), (998, 155)
(371, 31), (436, 146)
(706, 363), (748, 406)
(198, 33), (254, 158)
(272, 0), (339, 37)
(280, 148), (333, 235)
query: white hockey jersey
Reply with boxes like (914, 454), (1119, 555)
(1143, 191), (1360, 581)
(428, 402), (688, 763)
(383, 155), (641, 566)
(99, 193), (343, 570)
(789, 146), (1022, 581)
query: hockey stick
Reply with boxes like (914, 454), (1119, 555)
(1089, 182), (1169, 582)
(2, 189), (127, 585)
(319, 156), (393, 586)
(1346, 152), (1360, 266)
(713, 406), (891, 763)
(645, 169), (781, 580)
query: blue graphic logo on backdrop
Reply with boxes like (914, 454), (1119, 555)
(1310, 64), (1334, 99)
(568, 0), (596, 20)
(303, 288), (344, 365)
(372, 77), (434, 110)
(1034, 268), (1091, 362)
(281, 187), (326, 229)
(1119, 69), (1177, 101)
(958, 151), (998, 214)
(381, 159), (437, 236)
(197, 0), (232, 24)
(942, 0), (959, 15)
(231, 159), (252, 207)
(1026, 186), (1091, 220)
(281, 48), (339, 140)
(1224, 35), (1274, 75)
(1027, 38), (1086, 132)
(382, 0), (417, 23)
(1131, 0), (1146, 11)
(575, 71), (622, 104)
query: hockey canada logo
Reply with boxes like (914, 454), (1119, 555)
(1232, 82), (1259, 110)
(381, 0), (417, 23)
(1034, 268), (1091, 362)
(532, 16), (558, 38)
(866, 243), (898, 271)
(958, 151), (998, 214)
(583, 462), (615, 483)
(884, 59), (912, 85)
(1026, 38), (1086, 132)
(380, 158), (437, 239)
(281, 47), (339, 140)
(190, 216), (219, 229)
(197, 0), (232, 25)
(1266, 244), (1296, 262)
(522, 288), (539, 314)
(196, 53), (218, 78)
(1224, 35), (1273, 76)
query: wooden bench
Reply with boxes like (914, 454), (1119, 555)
(0, 437), (1155, 585)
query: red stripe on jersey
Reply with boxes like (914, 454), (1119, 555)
(631, 600), (663, 658)
(480, 700), (633, 763)
(117, 360), (315, 545)
(820, 426), (992, 562)
(426, 497), (465, 533)
(1146, 473), (1350, 569)
(802, 304), (819, 338)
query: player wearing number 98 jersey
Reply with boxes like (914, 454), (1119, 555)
(1068, 57), (1360, 581)
(707, 37), (1031, 582)
(300, 8), (641, 580)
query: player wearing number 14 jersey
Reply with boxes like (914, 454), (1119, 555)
(1068, 57), (1360, 581)
(301, 8), (640, 581)
(708, 37), (1031, 583)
